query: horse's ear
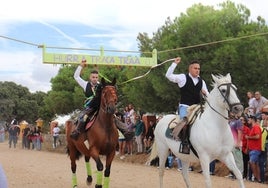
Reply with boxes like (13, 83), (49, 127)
(211, 74), (218, 83)
(111, 77), (116, 86)
(226, 73), (231, 82)
(101, 77), (106, 86)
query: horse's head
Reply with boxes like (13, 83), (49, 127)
(211, 73), (244, 117)
(100, 77), (118, 114)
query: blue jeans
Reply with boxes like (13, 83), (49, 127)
(210, 160), (216, 174)
(178, 105), (188, 120)
(259, 150), (267, 183)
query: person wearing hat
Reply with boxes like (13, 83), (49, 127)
(165, 57), (209, 153)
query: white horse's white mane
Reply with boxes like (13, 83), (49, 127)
(211, 73), (232, 87)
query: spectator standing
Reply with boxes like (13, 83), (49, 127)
(240, 115), (251, 179)
(125, 117), (134, 155)
(29, 126), (38, 149)
(123, 106), (130, 122)
(244, 91), (255, 117)
(0, 125), (5, 143)
(52, 122), (61, 149)
(118, 130), (126, 159)
(22, 124), (31, 149)
(35, 126), (42, 150)
(143, 120), (156, 153)
(128, 104), (136, 124)
(134, 115), (144, 154)
(252, 91), (268, 119)
(245, 115), (262, 183)
(8, 120), (19, 149)
(259, 112), (268, 183)
(227, 112), (244, 178)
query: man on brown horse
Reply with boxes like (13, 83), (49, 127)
(165, 57), (209, 153)
(70, 59), (102, 140)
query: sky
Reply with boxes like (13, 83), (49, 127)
(0, 0), (267, 93)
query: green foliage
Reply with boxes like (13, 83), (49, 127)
(0, 81), (46, 124)
(5, 1), (268, 121)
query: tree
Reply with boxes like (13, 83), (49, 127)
(0, 81), (43, 123)
(135, 1), (268, 110)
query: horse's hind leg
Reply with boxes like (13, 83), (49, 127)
(220, 152), (245, 188)
(85, 156), (93, 185)
(69, 152), (78, 188)
(157, 142), (169, 188)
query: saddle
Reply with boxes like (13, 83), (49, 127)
(85, 111), (98, 130)
(168, 104), (201, 139)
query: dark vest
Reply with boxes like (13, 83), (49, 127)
(180, 74), (203, 105)
(84, 82), (102, 109)
(85, 82), (95, 98)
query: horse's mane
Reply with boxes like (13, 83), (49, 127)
(211, 73), (232, 87)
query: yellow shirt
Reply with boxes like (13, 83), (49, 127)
(261, 127), (268, 151)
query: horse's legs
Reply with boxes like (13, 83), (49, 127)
(220, 152), (245, 188)
(198, 156), (211, 188)
(180, 160), (191, 188)
(93, 156), (104, 188)
(69, 151), (78, 188)
(85, 156), (93, 185)
(157, 142), (169, 188)
(103, 151), (116, 188)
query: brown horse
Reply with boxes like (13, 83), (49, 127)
(66, 78), (118, 188)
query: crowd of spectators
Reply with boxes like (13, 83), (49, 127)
(115, 104), (157, 159)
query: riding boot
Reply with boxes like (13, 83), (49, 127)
(179, 125), (190, 154)
(70, 121), (86, 140)
(172, 117), (188, 141)
(70, 114), (88, 140)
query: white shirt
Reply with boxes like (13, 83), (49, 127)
(165, 62), (209, 95)
(53, 126), (60, 137)
(74, 65), (88, 92)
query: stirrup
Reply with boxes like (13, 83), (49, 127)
(70, 130), (80, 140)
(179, 140), (190, 154)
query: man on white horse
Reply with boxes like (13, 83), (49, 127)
(165, 57), (209, 153)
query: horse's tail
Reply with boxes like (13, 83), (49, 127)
(65, 119), (74, 136)
(146, 141), (158, 165)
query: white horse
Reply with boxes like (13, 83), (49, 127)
(149, 73), (245, 188)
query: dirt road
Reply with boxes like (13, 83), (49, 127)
(0, 142), (266, 188)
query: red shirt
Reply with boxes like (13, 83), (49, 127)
(248, 124), (262, 151)
(242, 125), (251, 154)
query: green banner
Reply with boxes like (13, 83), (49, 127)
(42, 45), (157, 67)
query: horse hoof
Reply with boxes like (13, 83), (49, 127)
(86, 176), (93, 185)
(95, 185), (102, 188)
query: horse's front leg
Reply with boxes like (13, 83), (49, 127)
(103, 151), (116, 188)
(181, 160), (191, 188)
(220, 152), (245, 188)
(199, 156), (212, 188)
(84, 156), (93, 185)
(94, 157), (104, 188)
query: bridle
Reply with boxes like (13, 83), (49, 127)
(204, 83), (241, 120)
(100, 85), (117, 114)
